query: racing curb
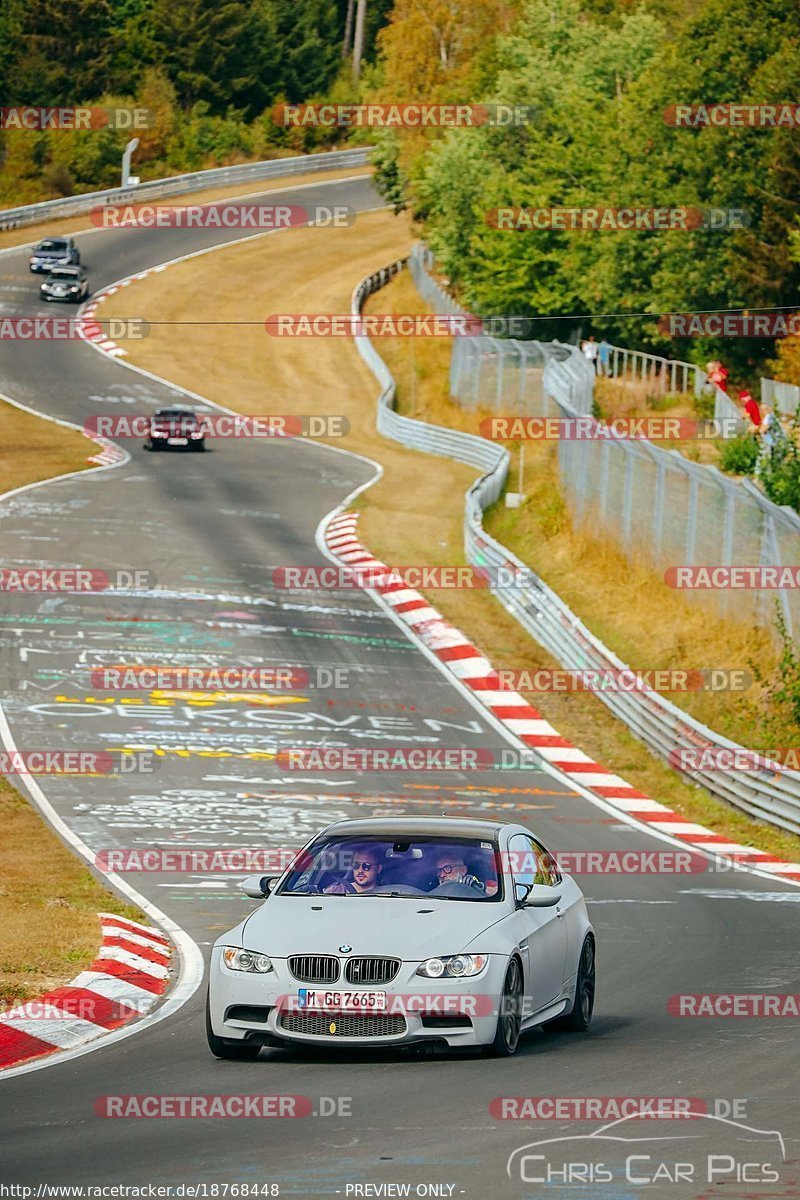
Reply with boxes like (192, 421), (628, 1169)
(0, 913), (172, 1071)
(324, 512), (800, 883)
(78, 267), (165, 360)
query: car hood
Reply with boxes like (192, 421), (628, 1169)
(240, 895), (510, 959)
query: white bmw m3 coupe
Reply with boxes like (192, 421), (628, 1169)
(206, 816), (595, 1058)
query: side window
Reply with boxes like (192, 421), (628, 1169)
(507, 834), (561, 889)
(507, 833), (538, 890)
(530, 837), (562, 886)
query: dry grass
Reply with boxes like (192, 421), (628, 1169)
(0, 780), (140, 1005)
(97, 211), (800, 864)
(0, 163), (373, 252)
(0, 400), (144, 1006)
(0, 397), (94, 491)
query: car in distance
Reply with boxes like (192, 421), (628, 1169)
(207, 816), (595, 1060)
(144, 406), (206, 451)
(29, 236), (80, 273)
(39, 266), (89, 303)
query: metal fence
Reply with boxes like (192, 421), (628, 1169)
(0, 148), (370, 231)
(407, 244), (595, 418)
(714, 386), (747, 433)
(353, 258), (800, 837)
(605, 343), (705, 396)
(410, 244), (800, 639)
(761, 377), (800, 416)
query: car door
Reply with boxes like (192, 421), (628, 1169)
(507, 833), (569, 1016)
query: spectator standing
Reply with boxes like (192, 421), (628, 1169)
(581, 335), (599, 372)
(739, 389), (761, 428)
(708, 360), (729, 393)
(755, 402), (785, 479)
(597, 338), (612, 377)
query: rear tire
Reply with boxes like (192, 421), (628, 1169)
(488, 957), (524, 1056)
(547, 935), (595, 1032)
(206, 993), (261, 1061)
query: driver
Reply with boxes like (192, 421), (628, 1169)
(433, 848), (485, 893)
(324, 844), (384, 894)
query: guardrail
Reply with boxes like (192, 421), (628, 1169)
(713, 386), (747, 433)
(352, 259), (800, 837)
(0, 148), (371, 231)
(761, 377), (800, 416)
(606, 344), (705, 397)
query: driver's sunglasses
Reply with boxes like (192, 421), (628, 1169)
(352, 860), (377, 871)
(436, 863), (462, 875)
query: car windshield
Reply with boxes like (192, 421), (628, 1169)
(154, 410), (197, 423)
(37, 240), (67, 252)
(279, 835), (502, 901)
(47, 269), (78, 280)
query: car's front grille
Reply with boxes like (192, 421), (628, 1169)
(288, 954), (340, 984)
(279, 1012), (406, 1039)
(344, 957), (401, 985)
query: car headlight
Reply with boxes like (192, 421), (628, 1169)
(416, 953), (488, 978)
(222, 947), (273, 973)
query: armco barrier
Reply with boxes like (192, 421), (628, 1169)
(0, 148), (370, 231)
(352, 260), (800, 837)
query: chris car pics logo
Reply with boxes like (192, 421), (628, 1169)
(506, 1113), (785, 1188)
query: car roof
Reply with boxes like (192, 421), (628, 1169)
(48, 265), (80, 272)
(320, 816), (505, 839)
(154, 406), (195, 414)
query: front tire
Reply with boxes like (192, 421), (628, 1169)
(489, 957), (524, 1056)
(206, 993), (261, 1061)
(548, 935), (595, 1032)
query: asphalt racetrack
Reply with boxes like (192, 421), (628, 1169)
(0, 172), (798, 1197)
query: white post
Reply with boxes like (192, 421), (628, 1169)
(121, 138), (140, 187)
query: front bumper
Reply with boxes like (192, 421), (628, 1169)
(30, 260), (68, 273)
(208, 950), (507, 1049)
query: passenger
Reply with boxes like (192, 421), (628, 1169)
(324, 844), (384, 894)
(432, 848), (485, 893)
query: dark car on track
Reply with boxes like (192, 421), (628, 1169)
(39, 266), (89, 303)
(29, 236), (80, 273)
(144, 406), (206, 451)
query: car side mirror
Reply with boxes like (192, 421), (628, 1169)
(523, 883), (562, 908)
(239, 874), (275, 898)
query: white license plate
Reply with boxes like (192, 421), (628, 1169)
(168, 437), (188, 444)
(298, 989), (387, 1012)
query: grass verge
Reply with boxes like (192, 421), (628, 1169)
(97, 211), (800, 865)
